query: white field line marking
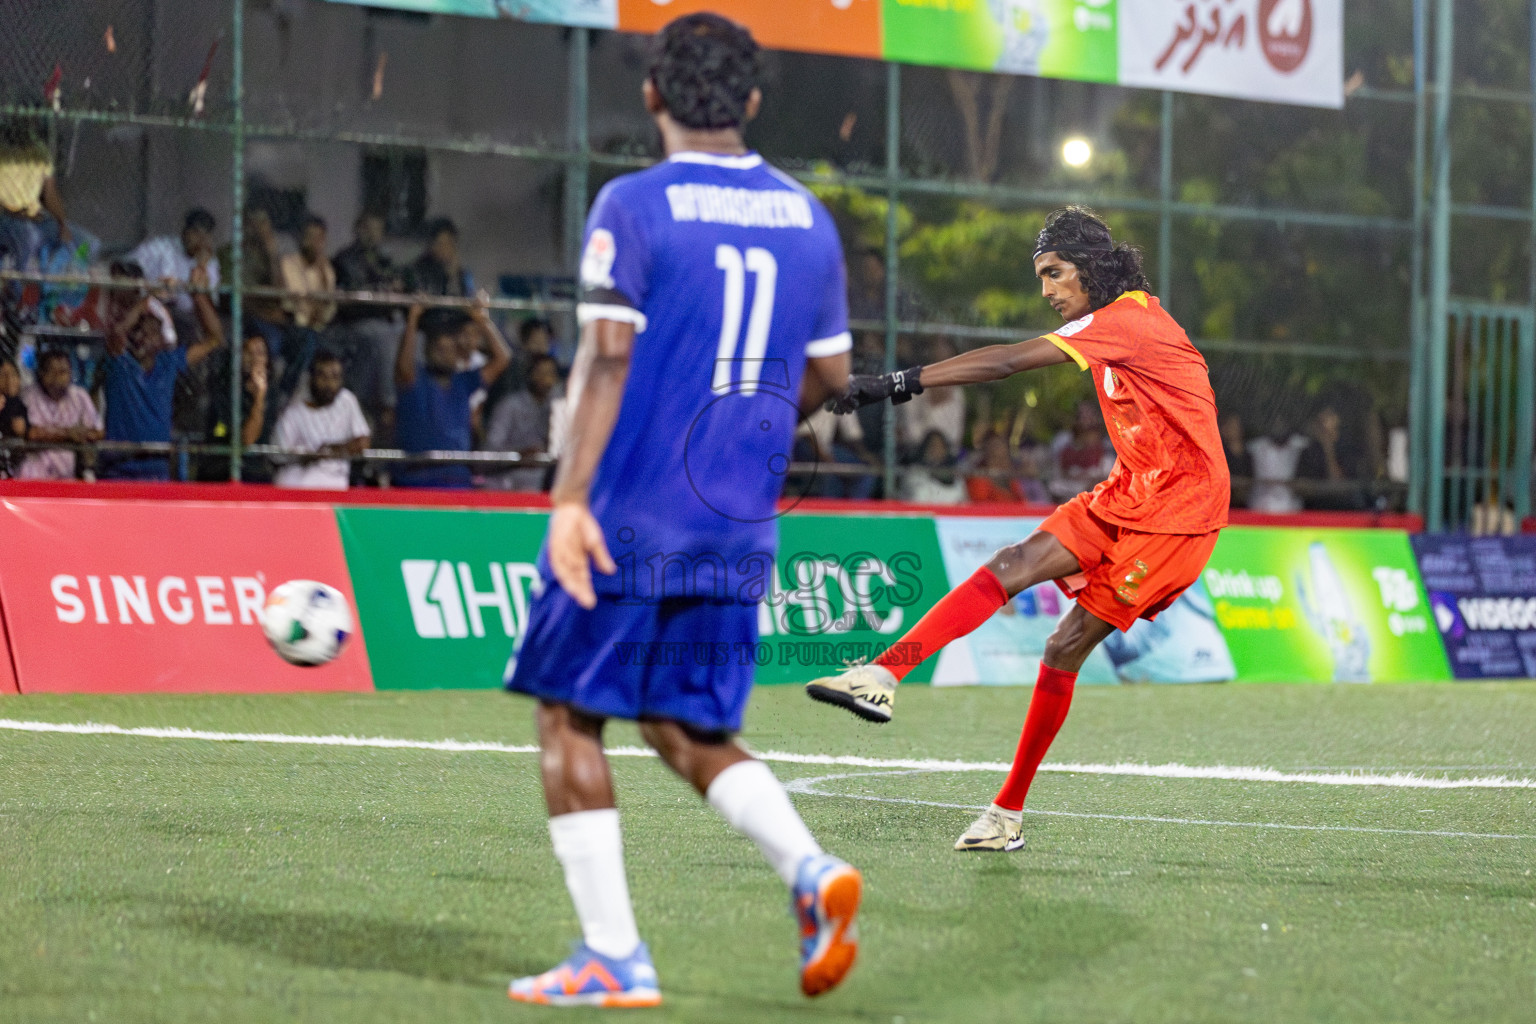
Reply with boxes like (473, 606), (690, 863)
(784, 770), (1536, 841)
(3, 718), (1536, 791)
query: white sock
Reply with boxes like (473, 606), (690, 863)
(706, 759), (823, 887)
(992, 802), (1023, 823)
(548, 809), (642, 960)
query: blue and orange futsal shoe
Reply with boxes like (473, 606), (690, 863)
(792, 853), (864, 997)
(508, 941), (662, 1008)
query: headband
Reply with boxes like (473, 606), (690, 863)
(1032, 241), (1115, 261)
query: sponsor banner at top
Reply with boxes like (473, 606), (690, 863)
(324, 0), (1341, 108)
(1119, 0), (1343, 109)
(1411, 535), (1536, 680)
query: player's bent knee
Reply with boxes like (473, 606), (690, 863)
(639, 717), (733, 757)
(987, 532), (1080, 597)
(1043, 609), (1116, 671)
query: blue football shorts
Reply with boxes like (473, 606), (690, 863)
(505, 581), (759, 735)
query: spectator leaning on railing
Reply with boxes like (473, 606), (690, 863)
(272, 350), (370, 491)
(197, 330), (273, 483)
(99, 264), (225, 480)
(127, 207), (218, 317)
(405, 218), (473, 299)
(900, 430), (967, 505)
(18, 349), (102, 481)
(1246, 415), (1309, 513)
(281, 214), (337, 333)
(331, 211), (403, 431)
(483, 352), (558, 492)
(393, 297), (510, 489)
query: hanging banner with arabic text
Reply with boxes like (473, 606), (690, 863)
(324, 0), (1343, 109)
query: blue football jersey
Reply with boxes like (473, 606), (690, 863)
(564, 151), (850, 603)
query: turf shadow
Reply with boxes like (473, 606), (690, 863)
(152, 898), (540, 982)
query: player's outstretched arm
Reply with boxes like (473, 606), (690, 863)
(828, 337), (1069, 414)
(545, 317), (634, 609)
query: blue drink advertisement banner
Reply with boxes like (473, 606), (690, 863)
(931, 518), (1235, 685)
(1411, 535), (1536, 679)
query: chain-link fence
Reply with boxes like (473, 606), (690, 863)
(1, 0), (1531, 521)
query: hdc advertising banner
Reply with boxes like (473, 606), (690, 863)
(1202, 527), (1451, 684)
(324, 0), (1342, 108)
(1411, 536), (1536, 680)
(0, 499), (373, 694)
(335, 507), (950, 690)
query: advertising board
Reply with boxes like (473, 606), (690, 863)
(0, 499), (372, 693)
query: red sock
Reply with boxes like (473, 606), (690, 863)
(993, 664), (1077, 812)
(874, 567), (1008, 682)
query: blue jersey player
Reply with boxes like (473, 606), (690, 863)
(506, 15), (862, 1007)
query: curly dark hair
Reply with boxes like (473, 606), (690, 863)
(1035, 206), (1150, 312)
(648, 14), (760, 131)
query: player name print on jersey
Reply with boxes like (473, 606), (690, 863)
(664, 184), (815, 229)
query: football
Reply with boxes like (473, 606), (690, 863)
(260, 580), (354, 667)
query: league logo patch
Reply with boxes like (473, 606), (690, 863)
(1056, 313), (1094, 338)
(581, 228), (617, 290)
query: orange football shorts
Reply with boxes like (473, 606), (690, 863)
(1038, 492), (1219, 632)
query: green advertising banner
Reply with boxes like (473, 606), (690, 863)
(758, 514), (950, 685)
(337, 507), (550, 690)
(1202, 528), (1452, 684)
(881, 0), (1116, 80)
(335, 507), (948, 690)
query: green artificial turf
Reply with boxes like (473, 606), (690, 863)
(1, 683), (1534, 1023)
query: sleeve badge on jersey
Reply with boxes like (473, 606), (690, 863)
(1055, 312), (1094, 338)
(580, 228), (617, 290)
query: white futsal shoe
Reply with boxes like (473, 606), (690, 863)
(804, 663), (898, 724)
(954, 804), (1025, 852)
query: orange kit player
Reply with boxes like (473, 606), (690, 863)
(805, 206), (1230, 852)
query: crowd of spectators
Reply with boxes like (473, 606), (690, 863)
(1224, 399), (1402, 513)
(1, 167), (559, 492)
(0, 122), (1408, 508)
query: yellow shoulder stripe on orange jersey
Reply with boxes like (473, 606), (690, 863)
(1044, 333), (1088, 371)
(1118, 290), (1149, 307)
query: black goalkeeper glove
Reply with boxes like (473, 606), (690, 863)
(826, 366), (924, 415)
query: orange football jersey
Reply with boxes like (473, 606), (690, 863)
(1044, 291), (1230, 535)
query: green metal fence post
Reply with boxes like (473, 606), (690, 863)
(1158, 91), (1173, 303)
(1523, 0), (1536, 520)
(228, 0), (245, 483)
(883, 60), (901, 499)
(564, 27), (590, 279)
(1407, 0), (1428, 515)
(1426, 0), (1455, 531)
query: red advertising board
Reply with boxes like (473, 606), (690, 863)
(0, 499), (372, 694)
